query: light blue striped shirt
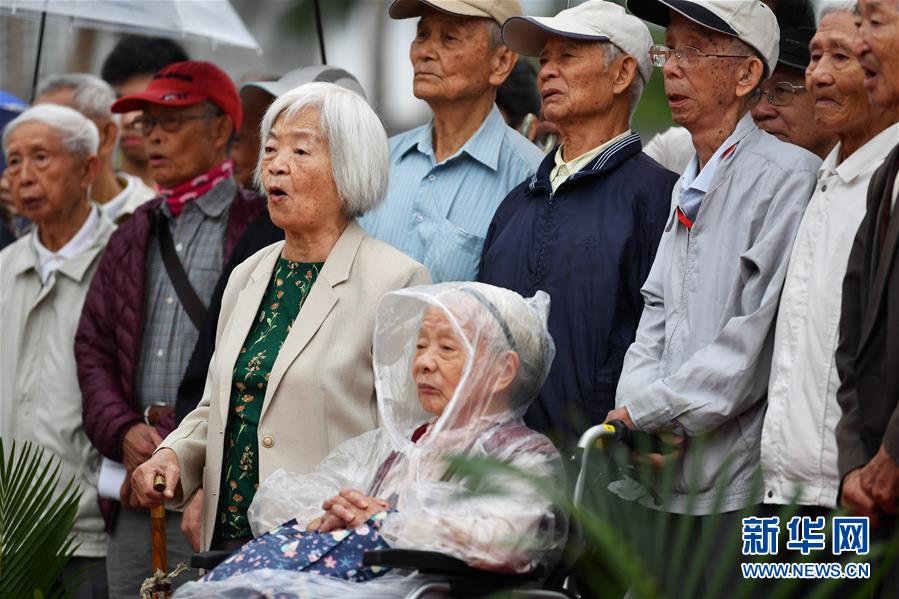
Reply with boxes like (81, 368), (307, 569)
(359, 104), (543, 282)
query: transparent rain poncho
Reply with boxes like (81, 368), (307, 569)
(181, 282), (568, 596)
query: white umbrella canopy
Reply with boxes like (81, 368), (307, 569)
(0, 0), (261, 51)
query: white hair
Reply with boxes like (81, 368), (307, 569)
(815, 0), (857, 25)
(255, 82), (389, 219)
(2, 104), (99, 157)
(36, 73), (116, 120)
(601, 42), (645, 121)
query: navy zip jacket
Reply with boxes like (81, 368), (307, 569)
(478, 133), (677, 441)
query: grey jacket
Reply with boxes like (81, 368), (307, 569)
(0, 211), (115, 556)
(616, 114), (821, 514)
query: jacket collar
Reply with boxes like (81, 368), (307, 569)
(226, 219), (366, 423)
(527, 131), (643, 195)
(248, 219), (364, 287)
(9, 209), (115, 284)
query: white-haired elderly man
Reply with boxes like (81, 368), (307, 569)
(605, 0), (820, 590)
(35, 73), (155, 223)
(0, 104), (111, 599)
(478, 0), (678, 443)
(359, 0), (543, 283)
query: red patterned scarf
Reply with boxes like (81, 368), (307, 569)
(159, 160), (234, 216)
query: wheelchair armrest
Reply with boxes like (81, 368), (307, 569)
(362, 549), (543, 580)
(190, 549), (234, 570)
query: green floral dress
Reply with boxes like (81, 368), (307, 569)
(215, 257), (323, 540)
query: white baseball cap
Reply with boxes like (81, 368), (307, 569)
(241, 65), (366, 101)
(502, 0), (654, 83)
(389, 0), (523, 26)
(627, 0), (779, 76)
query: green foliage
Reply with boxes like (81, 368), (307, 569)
(447, 442), (897, 599)
(0, 440), (82, 599)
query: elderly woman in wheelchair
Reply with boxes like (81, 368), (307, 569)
(175, 282), (567, 597)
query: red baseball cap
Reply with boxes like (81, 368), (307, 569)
(111, 60), (242, 130)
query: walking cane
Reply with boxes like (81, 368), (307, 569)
(150, 474), (170, 599)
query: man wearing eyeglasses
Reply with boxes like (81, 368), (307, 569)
(74, 60), (263, 595)
(607, 1), (820, 590)
(750, 26), (836, 159)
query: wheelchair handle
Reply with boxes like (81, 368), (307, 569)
(576, 420), (629, 450)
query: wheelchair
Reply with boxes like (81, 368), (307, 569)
(191, 421), (628, 599)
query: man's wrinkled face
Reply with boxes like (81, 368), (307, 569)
(808, 11), (878, 135)
(4, 122), (93, 227)
(855, 0), (899, 109)
(410, 9), (499, 105)
(538, 37), (616, 128)
(662, 13), (746, 131)
(751, 64), (834, 156)
(140, 102), (228, 187)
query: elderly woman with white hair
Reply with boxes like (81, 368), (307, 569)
(0, 104), (111, 597)
(131, 82), (430, 553)
(174, 282), (566, 597)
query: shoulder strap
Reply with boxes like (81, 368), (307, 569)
(156, 212), (207, 330)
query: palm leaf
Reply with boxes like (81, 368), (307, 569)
(447, 442), (896, 599)
(0, 439), (82, 598)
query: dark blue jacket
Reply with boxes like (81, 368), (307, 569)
(478, 133), (677, 441)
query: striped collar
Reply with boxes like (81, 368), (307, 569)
(528, 131), (643, 194)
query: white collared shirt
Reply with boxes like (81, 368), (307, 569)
(762, 123), (899, 508)
(99, 172), (156, 224)
(549, 130), (632, 192)
(32, 204), (101, 283)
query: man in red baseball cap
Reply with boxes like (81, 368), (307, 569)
(76, 60), (264, 595)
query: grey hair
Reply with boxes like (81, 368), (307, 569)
(2, 104), (99, 157)
(815, 1), (857, 24)
(255, 82), (389, 219)
(600, 42), (645, 120)
(36, 73), (116, 120)
(485, 19), (504, 50)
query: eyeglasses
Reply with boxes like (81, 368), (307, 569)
(649, 44), (752, 69)
(749, 82), (807, 107)
(132, 111), (220, 135)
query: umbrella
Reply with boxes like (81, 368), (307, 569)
(0, 0), (262, 100)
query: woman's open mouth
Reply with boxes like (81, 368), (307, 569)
(268, 185), (288, 201)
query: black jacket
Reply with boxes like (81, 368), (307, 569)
(836, 142), (899, 477)
(478, 133), (677, 440)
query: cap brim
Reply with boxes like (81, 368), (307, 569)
(502, 16), (611, 57)
(389, 0), (490, 20)
(777, 56), (808, 71)
(111, 91), (205, 114)
(627, 0), (736, 37)
(240, 81), (279, 100)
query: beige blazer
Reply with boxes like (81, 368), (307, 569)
(159, 220), (430, 549)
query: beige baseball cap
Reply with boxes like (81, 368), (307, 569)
(627, 0), (779, 76)
(502, 0), (654, 83)
(388, 0), (523, 26)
